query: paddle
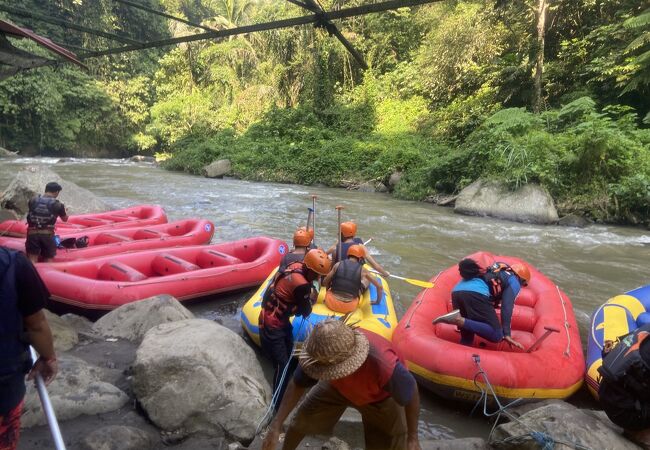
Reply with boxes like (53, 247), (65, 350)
(29, 347), (66, 450)
(369, 269), (434, 289)
(335, 205), (343, 262)
(526, 326), (560, 353)
(311, 194), (317, 241)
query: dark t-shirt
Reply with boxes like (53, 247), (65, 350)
(0, 250), (49, 414)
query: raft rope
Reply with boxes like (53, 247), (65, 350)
(470, 355), (591, 450)
(254, 318), (311, 436)
(404, 272), (441, 328)
(555, 285), (571, 356)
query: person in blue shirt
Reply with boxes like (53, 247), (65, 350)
(433, 258), (530, 349)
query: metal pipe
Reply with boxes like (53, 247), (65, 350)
(29, 347), (66, 450)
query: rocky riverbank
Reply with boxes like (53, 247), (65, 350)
(20, 296), (645, 450)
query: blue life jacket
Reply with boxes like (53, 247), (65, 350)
(0, 248), (31, 383)
(334, 238), (364, 263)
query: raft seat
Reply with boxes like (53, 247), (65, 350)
(133, 229), (166, 240)
(73, 218), (113, 227)
(436, 325), (536, 351)
(196, 249), (243, 268)
(151, 253), (200, 276)
(98, 262), (147, 282)
(95, 232), (133, 245)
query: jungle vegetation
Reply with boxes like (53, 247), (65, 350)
(0, 0), (648, 224)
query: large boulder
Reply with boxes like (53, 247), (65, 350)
(132, 319), (271, 442)
(421, 438), (488, 450)
(44, 309), (78, 352)
(490, 401), (640, 450)
(0, 165), (110, 215)
(0, 208), (19, 221)
(204, 159), (232, 178)
(92, 295), (194, 342)
(388, 171), (402, 190)
(21, 354), (128, 428)
(129, 155), (156, 164)
(454, 180), (559, 224)
(0, 146), (17, 157)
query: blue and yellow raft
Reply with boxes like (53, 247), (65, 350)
(586, 284), (650, 397)
(240, 266), (398, 346)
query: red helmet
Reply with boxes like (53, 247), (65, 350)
(303, 249), (332, 275)
(293, 228), (312, 247)
(347, 244), (365, 260)
(340, 221), (357, 238)
(510, 263), (531, 286)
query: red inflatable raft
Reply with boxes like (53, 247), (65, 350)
(0, 204), (167, 237)
(37, 237), (288, 311)
(393, 251), (585, 404)
(0, 219), (214, 261)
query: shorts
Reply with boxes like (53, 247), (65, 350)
(0, 400), (23, 450)
(325, 290), (359, 313)
(289, 381), (407, 450)
(599, 379), (650, 431)
(25, 233), (56, 259)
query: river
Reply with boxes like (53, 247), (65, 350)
(2, 157), (649, 440)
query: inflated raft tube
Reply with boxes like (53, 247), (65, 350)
(37, 237), (287, 310)
(241, 265), (398, 347)
(586, 284), (650, 398)
(0, 204), (167, 237)
(0, 218), (214, 261)
(393, 251), (585, 404)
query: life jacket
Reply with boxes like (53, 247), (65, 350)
(334, 238), (364, 263)
(330, 259), (362, 298)
(598, 325), (650, 400)
(482, 262), (515, 301)
(26, 195), (58, 229)
(278, 251), (305, 273)
(0, 248), (32, 384)
(330, 330), (398, 406)
(260, 262), (310, 329)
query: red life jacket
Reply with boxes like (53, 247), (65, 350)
(330, 330), (399, 406)
(260, 262), (310, 329)
(482, 262), (515, 301)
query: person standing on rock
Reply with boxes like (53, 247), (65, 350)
(25, 182), (68, 263)
(322, 244), (384, 313)
(262, 318), (421, 450)
(433, 258), (527, 349)
(259, 248), (332, 410)
(598, 324), (650, 449)
(0, 246), (58, 450)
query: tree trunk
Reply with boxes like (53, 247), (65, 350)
(533, 0), (548, 113)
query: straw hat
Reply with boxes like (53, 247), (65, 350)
(298, 318), (369, 380)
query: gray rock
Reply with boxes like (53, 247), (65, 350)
(0, 208), (19, 221)
(455, 180), (559, 224)
(375, 183), (389, 193)
(0, 146), (17, 157)
(22, 354), (128, 427)
(357, 182), (376, 193)
(79, 425), (156, 450)
(490, 401), (641, 450)
(204, 159), (232, 178)
(129, 155), (156, 163)
(0, 165), (110, 215)
(93, 295), (194, 342)
(44, 309), (78, 352)
(421, 438), (488, 450)
(388, 171), (402, 189)
(132, 319), (271, 442)
(61, 313), (95, 336)
(322, 437), (351, 450)
(557, 213), (592, 228)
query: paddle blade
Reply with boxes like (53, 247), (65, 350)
(403, 277), (434, 289)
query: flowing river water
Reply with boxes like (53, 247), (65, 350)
(2, 157), (649, 441)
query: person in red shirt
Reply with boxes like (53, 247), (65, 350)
(262, 318), (422, 450)
(259, 248), (332, 410)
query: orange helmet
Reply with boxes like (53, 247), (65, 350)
(340, 221), (357, 238)
(347, 244), (365, 260)
(510, 263), (531, 286)
(293, 228), (312, 247)
(303, 249), (332, 275)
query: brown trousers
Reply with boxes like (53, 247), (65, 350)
(289, 381), (407, 450)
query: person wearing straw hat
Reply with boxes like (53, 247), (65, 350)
(322, 244), (384, 313)
(262, 318), (421, 450)
(0, 247), (57, 450)
(259, 248), (332, 411)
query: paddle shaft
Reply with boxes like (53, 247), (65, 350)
(29, 347), (66, 450)
(311, 195), (317, 240)
(335, 206), (343, 262)
(526, 326), (560, 353)
(368, 270), (434, 288)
